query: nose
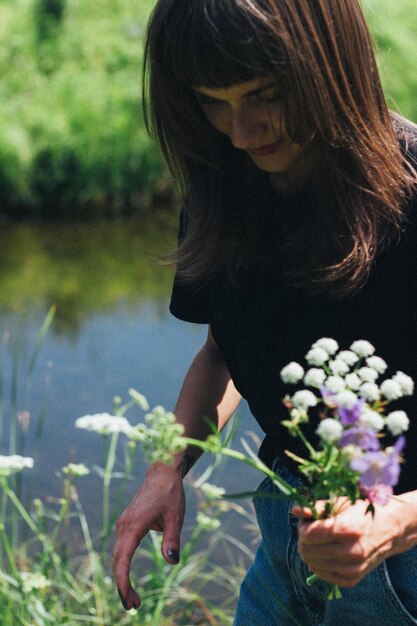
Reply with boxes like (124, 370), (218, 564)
(229, 108), (267, 150)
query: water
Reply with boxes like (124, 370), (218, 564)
(0, 214), (263, 540)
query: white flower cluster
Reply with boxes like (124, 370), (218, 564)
(128, 406), (186, 464)
(196, 511), (221, 531)
(74, 392), (187, 466)
(279, 338), (414, 442)
(62, 463), (90, 477)
(75, 413), (131, 436)
(20, 571), (50, 593)
(0, 455), (34, 476)
(200, 482), (226, 499)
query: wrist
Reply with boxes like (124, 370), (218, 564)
(391, 491), (417, 553)
(147, 451), (197, 480)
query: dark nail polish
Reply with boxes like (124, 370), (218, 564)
(167, 548), (179, 563)
(117, 587), (128, 610)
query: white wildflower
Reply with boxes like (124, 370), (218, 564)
(359, 382), (380, 402)
(329, 359), (350, 376)
(386, 411), (410, 436)
(304, 368), (326, 387)
(380, 379), (403, 401)
(324, 376), (345, 394)
(20, 572), (50, 593)
(62, 463), (89, 477)
(316, 418), (343, 444)
(341, 444), (362, 460)
(196, 512), (221, 531)
(392, 371), (414, 397)
(334, 390), (358, 408)
(74, 413), (131, 436)
(131, 406), (187, 465)
(200, 483), (226, 499)
(291, 390), (318, 409)
(359, 408), (385, 432)
(128, 388), (150, 411)
(338, 350), (360, 367)
(306, 347), (328, 366)
(0, 455), (34, 476)
(350, 340), (375, 358)
(366, 356), (387, 374)
(280, 362), (305, 384)
(311, 338), (339, 355)
(345, 373), (361, 390)
(357, 367), (379, 383)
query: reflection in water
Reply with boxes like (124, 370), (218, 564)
(0, 212), (178, 335)
(0, 213), (261, 540)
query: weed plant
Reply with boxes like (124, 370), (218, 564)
(0, 313), (256, 625)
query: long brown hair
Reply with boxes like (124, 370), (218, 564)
(143, 0), (417, 296)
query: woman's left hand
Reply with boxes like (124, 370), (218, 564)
(292, 497), (408, 588)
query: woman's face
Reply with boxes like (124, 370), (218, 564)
(193, 77), (313, 178)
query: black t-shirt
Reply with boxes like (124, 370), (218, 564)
(170, 120), (417, 493)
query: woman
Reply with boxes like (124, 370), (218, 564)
(112, 0), (417, 623)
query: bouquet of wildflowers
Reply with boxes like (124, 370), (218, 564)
(75, 338), (413, 605)
(279, 338), (411, 516)
(276, 337), (413, 600)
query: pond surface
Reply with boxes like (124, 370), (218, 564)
(0, 212), (262, 540)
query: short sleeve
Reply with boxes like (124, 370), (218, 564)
(169, 210), (214, 324)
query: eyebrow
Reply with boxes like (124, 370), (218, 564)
(194, 81), (277, 101)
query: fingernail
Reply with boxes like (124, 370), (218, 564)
(117, 587), (128, 610)
(167, 548), (179, 563)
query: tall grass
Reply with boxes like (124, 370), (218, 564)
(363, 0), (417, 122)
(0, 319), (256, 624)
(1, 0), (416, 217)
(1, 0), (165, 218)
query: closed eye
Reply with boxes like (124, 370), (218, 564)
(250, 88), (282, 104)
(195, 94), (222, 106)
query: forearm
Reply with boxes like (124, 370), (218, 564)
(153, 327), (241, 477)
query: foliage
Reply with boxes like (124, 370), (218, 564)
(363, 0), (417, 122)
(0, 0), (167, 218)
(0, 0), (416, 216)
(128, 337), (413, 607)
(0, 320), (255, 625)
(0, 213), (177, 335)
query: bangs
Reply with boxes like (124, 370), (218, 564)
(153, 0), (285, 89)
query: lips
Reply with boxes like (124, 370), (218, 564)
(248, 139), (284, 157)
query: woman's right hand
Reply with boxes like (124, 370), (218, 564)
(112, 461), (186, 611)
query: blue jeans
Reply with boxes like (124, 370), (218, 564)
(233, 459), (417, 626)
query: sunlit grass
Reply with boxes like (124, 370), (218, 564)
(0, 0), (416, 216)
(0, 318), (256, 625)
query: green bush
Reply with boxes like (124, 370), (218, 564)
(0, 0), (416, 217)
(1, 0), (165, 218)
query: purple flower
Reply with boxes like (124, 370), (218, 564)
(338, 398), (365, 425)
(350, 436), (405, 489)
(393, 435), (406, 455)
(339, 426), (380, 451)
(362, 484), (393, 505)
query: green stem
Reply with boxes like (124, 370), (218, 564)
(0, 523), (19, 577)
(102, 431), (119, 536)
(307, 574), (341, 600)
(73, 492), (108, 623)
(1, 478), (38, 535)
(182, 437), (297, 498)
(294, 427), (318, 459)
(103, 442), (137, 554)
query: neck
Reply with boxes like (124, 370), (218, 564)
(269, 143), (318, 197)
